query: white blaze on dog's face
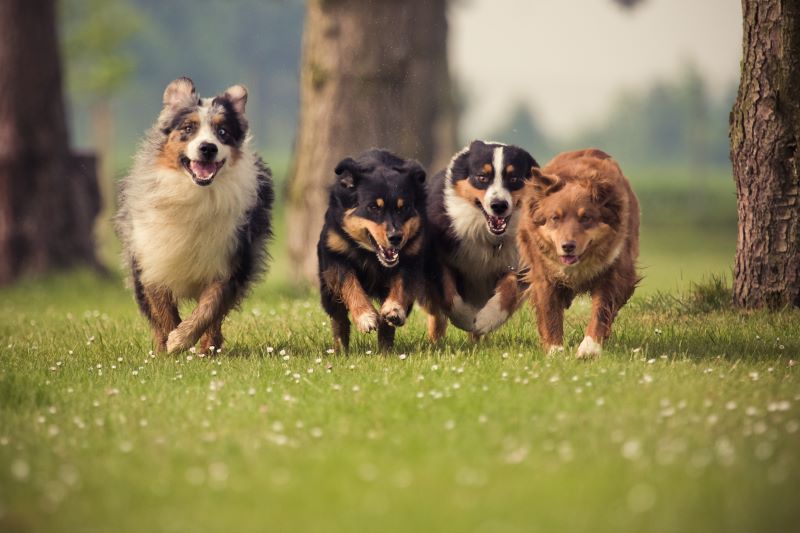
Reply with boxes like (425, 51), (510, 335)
(445, 140), (538, 239)
(157, 77), (249, 187)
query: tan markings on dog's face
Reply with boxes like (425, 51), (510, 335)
(157, 112), (200, 171)
(506, 164), (515, 174)
(483, 163), (493, 174)
(376, 198), (384, 208)
(534, 182), (611, 262)
(453, 178), (487, 206)
(397, 198), (404, 209)
(342, 208), (389, 250)
(325, 229), (351, 254)
(401, 215), (421, 244)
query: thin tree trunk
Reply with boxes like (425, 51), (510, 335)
(286, 0), (456, 286)
(0, 0), (101, 285)
(90, 98), (115, 245)
(730, 0), (800, 308)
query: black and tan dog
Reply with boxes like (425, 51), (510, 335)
(422, 140), (538, 341)
(317, 149), (426, 352)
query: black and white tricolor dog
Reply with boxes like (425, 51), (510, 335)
(422, 140), (538, 340)
(115, 77), (273, 354)
(317, 149), (426, 352)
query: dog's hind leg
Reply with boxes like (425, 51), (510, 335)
(199, 318), (224, 355)
(377, 320), (395, 351)
(427, 311), (448, 342)
(167, 281), (233, 354)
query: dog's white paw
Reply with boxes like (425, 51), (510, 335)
(473, 295), (509, 336)
(449, 295), (478, 331)
(546, 344), (565, 357)
(576, 336), (602, 359)
(166, 328), (192, 354)
(380, 300), (406, 327)
(354, 310), (379, 333)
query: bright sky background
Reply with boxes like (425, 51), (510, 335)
(450, 0), (743, 138)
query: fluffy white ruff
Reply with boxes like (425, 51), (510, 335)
(126, 139), (260, 299)
(576, 336), (603, 359)
(473, 292), (509, 336)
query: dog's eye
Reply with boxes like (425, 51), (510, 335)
(476, 175), (490, 184)
(217, 127), (227, 137)
(579, 215), (592, 224)
(183, 124), (194, 134)
(550, 215), (561, 223)
(508, 176), (519, 184)
(368, 203), (382, 212)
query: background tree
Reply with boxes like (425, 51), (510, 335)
(286, 0), (457, 285)
(0, 0), (100, 285)
(730, 0), (800, 308)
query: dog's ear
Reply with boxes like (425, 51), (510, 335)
(397, 159), (426, 185)
(530, 167), (562, 197)
(163, 77), (197, 109)
(590, 178), (617, 207)
(222, 84), (248, 114)
(335, 157), (361, 189)
(523, 154), (540, 180)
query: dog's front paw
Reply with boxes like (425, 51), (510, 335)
(473, 295), (509, 336)
(449, 295), (478, 331)
(576, 336), (602, 359)
(380, 300), (406, 327)
(166, 327), (193, 354)
(354, 309), (379, 333)
(545, 344), (565, 357)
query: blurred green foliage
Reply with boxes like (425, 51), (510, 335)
(491, 63), (736, 168)
(61, 0), (140, 99)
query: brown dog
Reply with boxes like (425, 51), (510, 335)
(517, 149), (640, 358)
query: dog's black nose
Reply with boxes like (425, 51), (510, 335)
(490, 199), (509, 215)
(561, 241), (577, 254)
(387, 231), (403, 247)
(199, 142), (218, 160)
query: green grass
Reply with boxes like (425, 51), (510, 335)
(1, 166), (798, 533)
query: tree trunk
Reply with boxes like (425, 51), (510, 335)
(0, 0), (100, 285)
(730, 0), (800, 309)
(286, 0), (456, 286)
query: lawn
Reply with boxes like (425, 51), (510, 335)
(1, 167), (798, 533)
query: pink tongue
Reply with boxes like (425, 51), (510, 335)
(561, 255), (578, 265)
(190, 161), (217, 179)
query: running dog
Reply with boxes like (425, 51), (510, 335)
(422, 140), (538, 341)
(517, 149), (640, 358)
(318, 149), (426, 352)
(116, 77), (273, 354)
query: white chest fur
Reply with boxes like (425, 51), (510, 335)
(128, 160), (258, 298)
(444, 188), (519, 306)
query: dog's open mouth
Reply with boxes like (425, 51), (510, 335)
(181, 156), (225, 186)
(559, 254), (580, 266)
(368, 234), (400, 268)
(475, 201), (510, 235)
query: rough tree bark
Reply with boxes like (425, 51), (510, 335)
(730, 0), (800, 308)
(0, 0), (100, 285)
(286, 0), (456, 285)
